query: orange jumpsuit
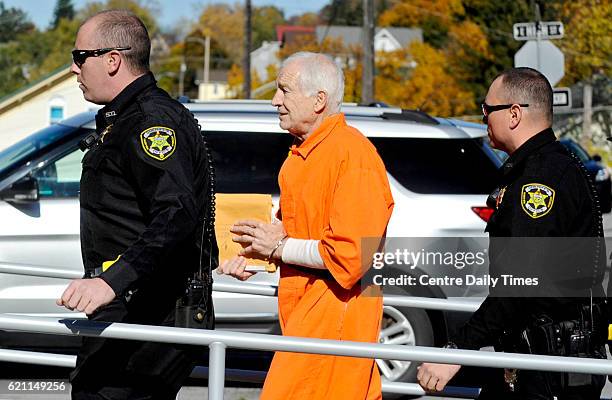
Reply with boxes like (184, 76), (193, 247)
(260, 113), (394, 400)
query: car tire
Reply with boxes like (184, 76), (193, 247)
(376, 304), (434, 399)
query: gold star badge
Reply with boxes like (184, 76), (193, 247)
(521, 183), (555, 219)
(140, 126), (176, 161)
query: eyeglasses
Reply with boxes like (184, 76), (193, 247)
(71, 47), (131, 68)
(481, 102), (529, 124)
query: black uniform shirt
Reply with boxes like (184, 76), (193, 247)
(80, 72), (216, 298)
(451, 128), (605, 350)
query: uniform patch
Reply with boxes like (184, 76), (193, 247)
(140, 126), (176, 161)
(521, 183), (555, 219)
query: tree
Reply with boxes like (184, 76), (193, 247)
(556, 0), (611, 84)
(288, 12), (320, 27)
(319, 0), (362, 27)
(252, 6), (285, 49)
(0, 1), (35, 43)
(51, 0), (75, 29)
(378, 0), (465, 48)
(375, 43), (475, 116)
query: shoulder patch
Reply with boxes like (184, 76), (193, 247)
(140, 126), (176, 161)
(521, 183), (555, 219)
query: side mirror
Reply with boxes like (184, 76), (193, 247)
(0, 176), (39, 203)
(593, 154), (602, 162)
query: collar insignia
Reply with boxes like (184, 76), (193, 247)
(521, 183), (555, 219)
(496, 186), (507, 209)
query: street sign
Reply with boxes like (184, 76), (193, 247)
(553, 88), (571, 108)
(513, 21), (564, 41)
(514, 40), (565, 86)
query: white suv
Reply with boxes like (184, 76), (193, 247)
(0, 101), (501, 385)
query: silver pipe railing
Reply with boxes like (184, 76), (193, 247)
(1, 314), (612, 400)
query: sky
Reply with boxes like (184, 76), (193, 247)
(4, 0), (331, 30)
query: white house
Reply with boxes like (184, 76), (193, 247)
(250, 41), (280, 82)
(197, 70), (232, 100)
(0, 65), (98, 151)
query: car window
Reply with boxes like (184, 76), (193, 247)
(370, 137), (499, 194)
(32, 148), (83, 198)
(561, 140), (590, 164)
(205, 131), (293, 194)
(0, 123), (77, 177)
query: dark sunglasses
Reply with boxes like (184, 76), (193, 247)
(481, 102), (529, 124)
(71, 46), (131, 68)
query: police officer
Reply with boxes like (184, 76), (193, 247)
(417, 67), (608, 399)
(57, 10), (216, 400)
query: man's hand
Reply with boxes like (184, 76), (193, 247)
(230, 219), (287, 261)
(56, 278), (116, 315)
(216, 256), (256, 281)
(417, 363), (461, 392)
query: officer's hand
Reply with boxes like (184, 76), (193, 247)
(56, 278), (116, 315)
(216, 256), (256, 281)
(417, 363), (461, 392)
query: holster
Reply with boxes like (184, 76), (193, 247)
(175, 276), (214, 330)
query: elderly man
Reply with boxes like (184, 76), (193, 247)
(217, 52), (394, 399)
(58, 10), (216, 400)
(417, 68), (607, 399)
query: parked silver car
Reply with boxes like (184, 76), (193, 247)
(0, 101), (501, 386)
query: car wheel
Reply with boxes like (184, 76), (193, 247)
(376, 305), (434, 397)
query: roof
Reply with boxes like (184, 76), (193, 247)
(275, 25), (315, 43)
(196, 69), (229, 83)
(0, 65), (73, 116)
(315, 26), (422, 47)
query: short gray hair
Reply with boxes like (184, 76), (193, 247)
(281, 52), (345, 113)
(495, 67), (553, 125)
(84, 10), (151, 75)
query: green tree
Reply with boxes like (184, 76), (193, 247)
(319, 0), (362, 26)
(51, 0), (75, 29)
(0, 1), (35, 43)
(253, 6), (285, 49)
(555, 0), (611, 84)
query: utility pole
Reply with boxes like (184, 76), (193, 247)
(178, 58), (186, 97)
(582, 82), (593, 146)
(186, 36), (211, 99)
(533, 2), (542, 71)
(361, 0), (375, 104)
(243, 0), (252, 99)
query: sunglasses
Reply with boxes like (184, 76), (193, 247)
(481, 102), (529, 124)
(71, 46), (131, 68)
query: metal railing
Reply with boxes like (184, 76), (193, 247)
(1, 314), (612, 400)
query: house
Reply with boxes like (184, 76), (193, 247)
(251, 41), (280, 82)
(315, 26), (422, 52)
(196, 69), (232, 100)
(0, 65), (99, 151)
(249, 25), (423, 84)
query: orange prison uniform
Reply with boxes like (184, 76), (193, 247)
(260, 113), (394, 400)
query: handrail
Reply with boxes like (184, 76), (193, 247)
(0, 315), (610, 376)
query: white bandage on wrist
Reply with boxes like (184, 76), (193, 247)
(281, 238), (324, 268)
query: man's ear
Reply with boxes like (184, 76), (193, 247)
(106, 52), (121, 75)
(314, 90), (328, 113)
(509, 104), (522, 129)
